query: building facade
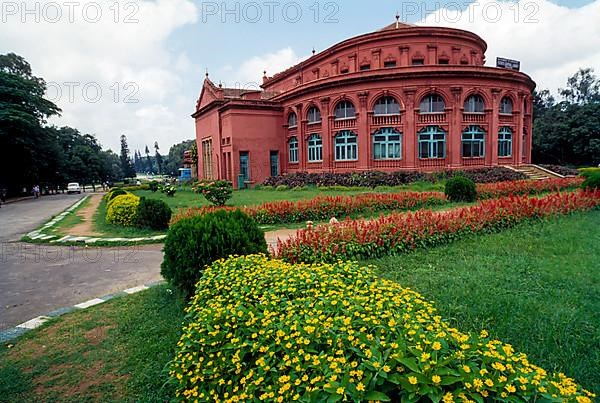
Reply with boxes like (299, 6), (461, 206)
(193, 22), (536, 188)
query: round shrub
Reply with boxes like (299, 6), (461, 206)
(581, 172), (600, 190)
(105, 194), (140, 226)
(107, 187), (127, 201)
(136, 197), (172, 230)
(149, 180), (159, 192)
(193, 180), (232, 206)
(161, 210), (267, 298)
(169, 255), (594, 402)
(445, 176), (477, 202)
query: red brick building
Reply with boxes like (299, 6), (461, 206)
(193, 22), (536, 188)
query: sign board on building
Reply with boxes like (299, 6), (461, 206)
(496, 57), (521, 71)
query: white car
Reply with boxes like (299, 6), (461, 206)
(67, 182), (81, 194)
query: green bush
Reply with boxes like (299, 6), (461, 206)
(107, 187), (127, 201)
(149, 181), (159, 192)
(106, 193), (140, 226)
(160, 184), (177, 197)
(275, 184), (289, 191)
(169, 255), (594, 402)
(136, 197), (172, 230)
(445, 176), (477, 202)
(193, 180), (232, 206)
(579, 167), (600, 178)
(161, 210), (267, 298)
(581, 172), (600, 190)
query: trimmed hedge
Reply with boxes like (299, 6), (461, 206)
(136, 197), (172, 230)
(161, 210), (267, 298)
(105, 193), (140, 226)
(169, 255), (594, 402)
(445, 176), (477, 202)
(106, 187), (127, 201)
(263, 167), (525, 188)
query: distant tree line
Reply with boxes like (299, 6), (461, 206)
(533, 68), (600, 166)
(0, 52), (196, 197)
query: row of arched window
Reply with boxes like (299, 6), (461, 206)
(288, 95), (517, 126)
(288, 125), (516, 162)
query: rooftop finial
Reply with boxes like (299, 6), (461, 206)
(395, 11), (400, 29)
(312, 47), (316, 55)
(205, 68), (209, 79)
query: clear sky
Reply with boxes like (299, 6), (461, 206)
(1, 0), (598, 153)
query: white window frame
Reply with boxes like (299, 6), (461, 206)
(334, 131), (358, 161)
(372, 128), (402, 160)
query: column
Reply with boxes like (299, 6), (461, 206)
(296, 103), (306, 171)
(450, 87), (463, 168)
(515, 92), (526, 166)
(320, 97), (331, 171)
(402, 87), (417, 169)
(357, 91), (370, 170)
(490, 88), (501, 166)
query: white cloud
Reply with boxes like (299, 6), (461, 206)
(218, 47), (305, 89)
(0, 0), (199, 152)
(418, 0), (600, 95)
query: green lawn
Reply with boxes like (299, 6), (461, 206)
(369, 210), (600, 394)
(131, 181), (445, 211)
(4, 212), (597, 401)
(0, 286), (187, 402)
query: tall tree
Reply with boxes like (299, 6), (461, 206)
(154, 141), (163, 174)
(559, 68), (600, 105)
(119, 135), (136, 178)
(144, 145), (152, 173)
(164, 140), (195, 176)
(0, 53), (61, 194)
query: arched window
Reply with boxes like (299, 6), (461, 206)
(464, 95), (485, 113)
(462, 125), (485, 158)
(307, 134), (322, 162)
(373, 128), (402, 160)
(307, 106), (321, 123)
(334, 100), (356, 119)
(287, 112), (297, 127)
(334, 131), (358, 161)
(498, 127), (512, 157)
(419, 94), (445, 113)
(288, 137), (299, 163)
(418, 126), (446, 159)
(500, 97), (513, 115)
(373, 96), (400, 115)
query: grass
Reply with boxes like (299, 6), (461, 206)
(131, 181), (445, 211)
(368, 210), (600, 394)
(0, 285), (187, 402)
(51, 197), (90, 234)
(2, 211), (598, 400)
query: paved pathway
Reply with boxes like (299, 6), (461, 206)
(0, 194), (163, 329)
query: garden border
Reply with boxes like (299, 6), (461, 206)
(0, 280), (166, 343)
(21, 195), (166, 245)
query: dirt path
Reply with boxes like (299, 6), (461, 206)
(68, 193), (104, 236)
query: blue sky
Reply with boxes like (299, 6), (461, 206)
(1, 0), (598, 153)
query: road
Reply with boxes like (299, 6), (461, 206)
(0, 194), (164, 329)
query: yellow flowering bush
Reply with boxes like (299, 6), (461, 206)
(170, 255), (595, 402)
(105, 193), (140, 226)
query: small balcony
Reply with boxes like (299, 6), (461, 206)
(499, 114), (514, 124)
(371, 114), (401, 126)
(418, 113), (447, 124)
(333, 117), (357, 130)
(303, 121), (322, 132)
(463, 113), (486, 123)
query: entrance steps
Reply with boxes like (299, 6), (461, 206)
(504, 165), (564, 180)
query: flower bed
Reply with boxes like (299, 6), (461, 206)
(539, 164), (580, 177)
(263, 167), (526, 188)
(477, 177), (584, 199)
(171, 191), (447, 226)
(169, 254), (594, 402)
(275, 190), (600, 263)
